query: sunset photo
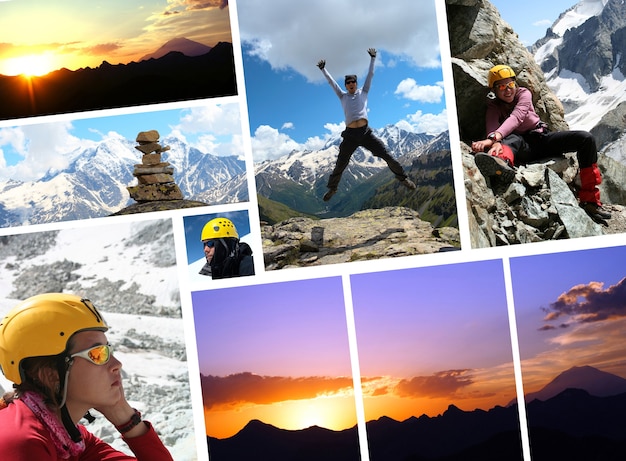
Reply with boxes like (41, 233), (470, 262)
(350, 260), (523, 460)
(0, 0), (236, 119)
(192, 277), (361, 460)
(510, 245), (626, 458)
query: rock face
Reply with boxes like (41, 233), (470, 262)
(445, 0), (626, 247)
(445, 0), (568, 145)
(261, 207), (460, 270)
(127, 130), (184, 202)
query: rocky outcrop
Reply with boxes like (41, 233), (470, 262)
(128, 130), (184, 202)
(464, 143), (626, 247)
(114, 130), (209, 216)
(261, 207), (460, 270)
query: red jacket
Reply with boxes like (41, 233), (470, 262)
(0, 399), (174, 460)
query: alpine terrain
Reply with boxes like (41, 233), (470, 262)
(255, 126), (457, 227)
(0, 134), (247, 228)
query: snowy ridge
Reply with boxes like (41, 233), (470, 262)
(254, 125), (435, 189)
(0, 135), (246, 227)
(533, 0), (626, 137)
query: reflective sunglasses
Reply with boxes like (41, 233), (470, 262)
(496, 81), (516, 91)
(203, 240), (215, 248)
(345, 80), (356, 85)
(70, 344), (112, 365)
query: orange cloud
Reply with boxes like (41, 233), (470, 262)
(394, 369), (474, 398)
(201, 372), (353, 409)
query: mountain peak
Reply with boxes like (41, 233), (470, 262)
(526, 365), (626, 403)
(140, 37), (212, 61)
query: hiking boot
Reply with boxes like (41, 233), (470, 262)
(475, 152), (516, 186)
(581, 202), (611, 225)
(400, 178), (417, 191)
(323, 188), (337, 202)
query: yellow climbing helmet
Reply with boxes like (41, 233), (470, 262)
(488, 65), (516, 88)
(201, 217), (239, 241)
(0, 293), (108, 385)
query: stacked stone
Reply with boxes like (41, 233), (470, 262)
(127, 130), (183, 202)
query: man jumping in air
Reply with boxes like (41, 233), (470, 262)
(317, 48), (417, 202)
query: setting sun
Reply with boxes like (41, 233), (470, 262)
(3, 54), (55, 77)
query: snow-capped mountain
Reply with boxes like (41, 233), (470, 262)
(0, 218), (198, 460)
(0, 135), (246, 227)
(532, 0), (626, 134)
(255, 125), (436, 192)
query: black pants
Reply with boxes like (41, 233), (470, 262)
(503, 130), (597, 169)
(327, 125), (407, 190)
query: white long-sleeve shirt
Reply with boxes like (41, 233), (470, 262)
(320, 56), (375, 126)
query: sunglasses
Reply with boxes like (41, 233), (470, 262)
(496, 81), (516, 91)
(70, 344), (112, 365)
(203, 240), (215, 248)
(346, 80), (356, 85)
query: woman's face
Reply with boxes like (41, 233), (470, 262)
(65, 330), (123, 416)
(494, 77), (516, 103)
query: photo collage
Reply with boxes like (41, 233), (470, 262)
(0, 0), (625, 460)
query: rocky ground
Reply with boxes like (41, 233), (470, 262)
(464, 144), (626, 248)
(261, 206), (460, 270)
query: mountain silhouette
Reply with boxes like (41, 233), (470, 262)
(140, 37), (212, 61)
(0, 41), (236, 120)
(206, 383), (626, 460)
(525, 365), (626, 403)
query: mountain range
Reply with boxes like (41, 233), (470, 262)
(531, 0), (626, 162)
(207, 365), (626, 460)
(0, 39), (237, 119)
(0, 135), (247, 227)
(254, 127), (457, 226)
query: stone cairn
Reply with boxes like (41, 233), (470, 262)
(127, 130), (183, 202)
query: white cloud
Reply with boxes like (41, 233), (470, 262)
(281, 122), (294, 130)
(400, 108), (449, 135)
(251, 124), (338, 161)
(251, 125), (302, 161)
(238, 0), (440, 82)
(533, 19), (552, 28)
(0, 122), (89, 182)
(173, 102), (242, 136)
(395, 78), (444, 103)
(170, 102), (244, 156)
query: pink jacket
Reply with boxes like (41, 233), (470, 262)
(485, 86), (541, 138)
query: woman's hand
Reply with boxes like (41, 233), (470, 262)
(471, 139), (493, 153)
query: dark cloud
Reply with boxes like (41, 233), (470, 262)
(394, 369), (474, 399)
(183, 0), (228, 10)
(201, 372), (353, 409)
(542, 278), (626, 326)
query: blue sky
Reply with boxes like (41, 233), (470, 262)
(490, 0), (580, 46)
(0, 101), (244, 182)
(236, 0), (448, 161)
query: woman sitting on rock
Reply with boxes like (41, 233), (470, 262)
(471, 64), (611, 224)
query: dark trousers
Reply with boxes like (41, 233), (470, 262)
(503, 130), (597, 168)
(327, 125), (407, 190)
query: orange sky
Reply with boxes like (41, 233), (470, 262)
(0, 0), (232, 76)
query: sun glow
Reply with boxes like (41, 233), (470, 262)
(3, 54), (56, 77)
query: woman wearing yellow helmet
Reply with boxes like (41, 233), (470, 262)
(0, 293), (173, 460)
(199, 217), (254, 279)
(471, 64), (611, 224)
